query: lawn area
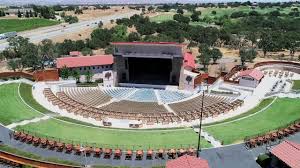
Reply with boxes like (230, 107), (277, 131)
(0, 18), (60, 34)
(16, 119), (212, 150)
(19, 83), (53, 114)
(150, 6), (294, 25)
(0, 83), (42, 125)
(292, 80), (300, 90)
(204, 98), (300, 145)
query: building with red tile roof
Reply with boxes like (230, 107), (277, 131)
(56, 55), (113, 82)
(166, 155), (210, 168)
(270, 140), (300, 168)
(56, 55), (113, 69)
(238, 69), (264, 88)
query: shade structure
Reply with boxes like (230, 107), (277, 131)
(270, 140), (300, 168)
(166, 155), (209, 168)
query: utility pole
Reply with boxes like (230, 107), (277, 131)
(197, 83), (206, 157)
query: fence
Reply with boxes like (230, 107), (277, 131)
(0, 72), (34, 81)
(15, 129), (197, 151)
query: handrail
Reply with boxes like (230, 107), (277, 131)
(0, 148), (81, 168)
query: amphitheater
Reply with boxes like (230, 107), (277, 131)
(0, 61), (300, 168)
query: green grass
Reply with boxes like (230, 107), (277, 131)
(16, 119), (212, 150)
(19, 83), (53, 114)
(0, 83), (42, 125)
(0, 18), (60, 34)
(150, 6), (294, 25)
(0, 144), (80, 166)
(203, 98), (274, 126)
(204, 98), (300, 144)
(292, 80), (300, 90)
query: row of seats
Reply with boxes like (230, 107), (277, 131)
(44, 88), (243, 125)
(44, 88), (179, 125)
(101, 100), (167, 113)
(13, 131), (196, 160)
(169, 94), (232, 113)
(102, 87), (192, 103)
(176, 100), (244, 122)
(62, 87), (111, 107)
(245, 121), (300, 148)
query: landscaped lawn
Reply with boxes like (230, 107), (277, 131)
(292, 80), (300, 90)
(19, 83), (53, 114)
(17, 119), (212, 150)
(204, 98), (300, 145)
(0, 18), (60, 34)
(0, 83), (42, 125)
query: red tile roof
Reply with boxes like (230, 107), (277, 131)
(238, 69), (264, 81)
(111, 42), (185, 47)
(271, 140), (300, 168)
(166, 155), (210, 168)
(57, 55), (113, 69)
(184, 52), (196, 69)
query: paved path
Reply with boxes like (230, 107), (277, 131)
(193, 128), (222, 148)
(6, 116), (51, 129)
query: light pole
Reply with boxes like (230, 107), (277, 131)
(197, 83), (206, 158)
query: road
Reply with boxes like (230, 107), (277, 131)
(0, 10), (139, 51)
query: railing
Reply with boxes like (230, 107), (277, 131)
(15, 129), (197, 151)
(0, 148), (80, 168)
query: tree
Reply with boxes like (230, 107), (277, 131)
(173, 14), (190, 24)
(135, 22), (157, 35)
(211, 10), (217, 15)
(230, 11), (247, 18)
(91, 28), (112, 48)
(74, 8), (83, 14)
(17, 10), (22, 18)
(190, 12), (200, 22)
(111, 25), (127, 42)
(38, 39), (56, 69)
(85, 70), (93, 83)
(72, 69), (80, 83)
(81, 47), (93, 56)
(269, 10), (281, 17)
(25, 11), (29, 18)
(258, 32), (272, 57)
(177, 8), (184, 14)
(7, 59), (21, 72)
(60, 66), (70, 80)
(284, 33), (298, 60)
(197, 45), (211, 71)
(148, 6), (155, 12)
(245, 31), (258, 47)
(239, 48), (257, 67)
(110, 19), (114, 24)
(239, 48), (247, 67)
(29, 10), (33, 17)
(127, 32), (141, 42)
(211, 48), (223, 63)
(249, 10), (259, 16)
(98, 21), (103, 28)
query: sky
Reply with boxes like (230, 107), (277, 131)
(0, 0), (296, 6)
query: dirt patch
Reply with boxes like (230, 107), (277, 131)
(65, 6), (132, 22)
(50, 27), (94, 43)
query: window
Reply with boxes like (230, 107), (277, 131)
(84, 67), (86, 70)
(93, 66), (95, 69)
(125, 59), (128, 69)
(80, 67), (82, 70)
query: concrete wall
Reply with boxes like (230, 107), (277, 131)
(239, 76), (259, 88)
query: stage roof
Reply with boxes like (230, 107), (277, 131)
(238, 69), (264, 81)
(57, 55), (113, 68)
(111, 42), (186, 47)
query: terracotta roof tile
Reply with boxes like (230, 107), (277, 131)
(166, 155), (209, 168)
(57, 55), (113, 68)
(270, 140), (300, 168)
(238, 69), (264, 81)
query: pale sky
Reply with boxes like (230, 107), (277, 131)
(0, 0), (294, 6)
